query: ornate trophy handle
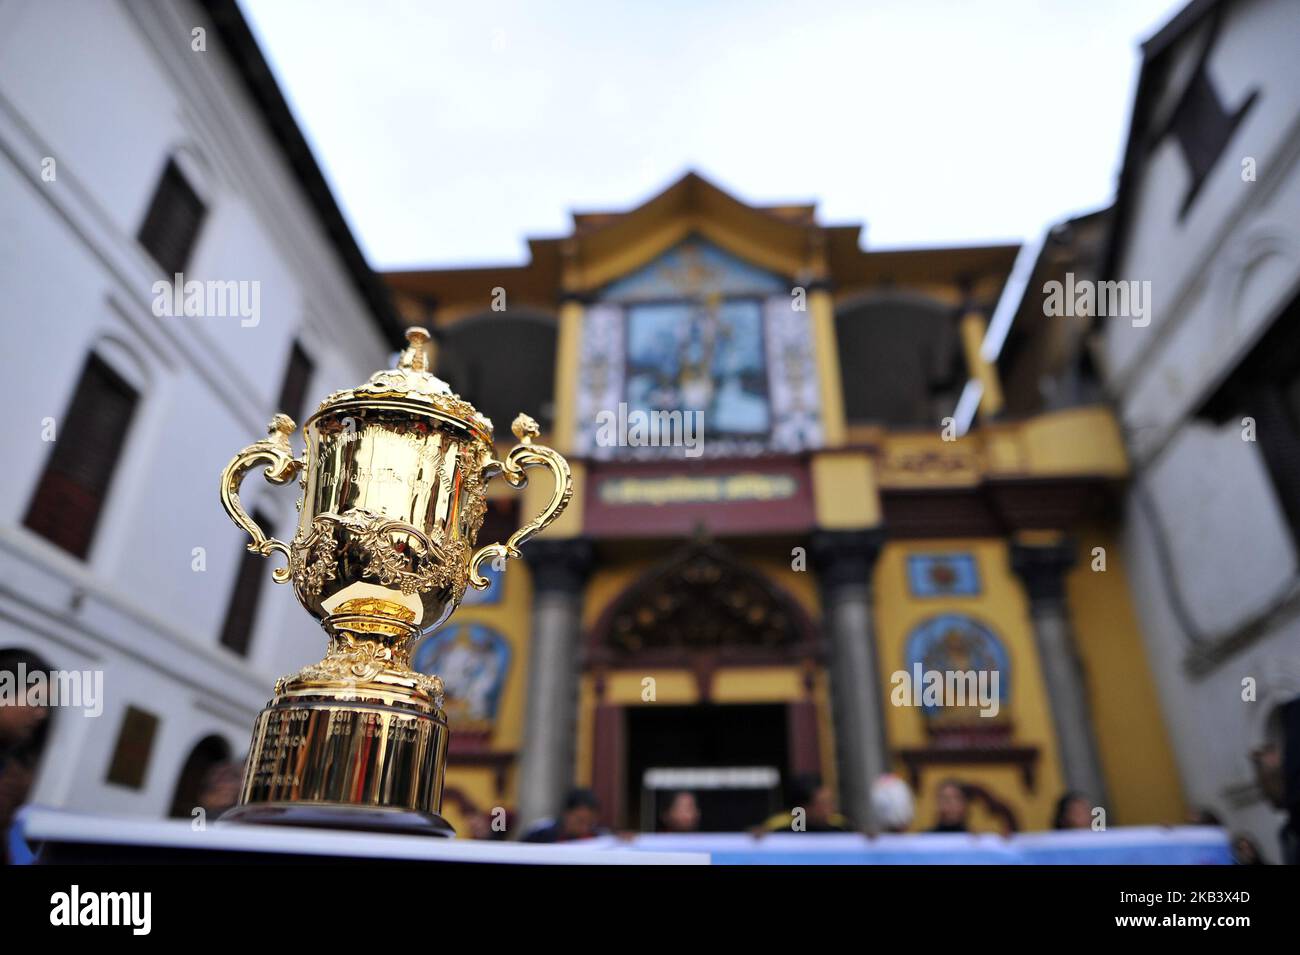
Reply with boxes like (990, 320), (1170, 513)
(219, 414), (304, 584)
(468, 414), (573, 589)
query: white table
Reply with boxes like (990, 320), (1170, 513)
(19, 806), (709, 865)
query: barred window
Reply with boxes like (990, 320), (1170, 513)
(137, 158), (206, 275)
(219, 507), (274, 656)
(277, 340), (315, 424)
(24, 354), (139, 558)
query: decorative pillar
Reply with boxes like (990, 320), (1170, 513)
(516, 538), (593, 830)
(552, 238), (586, 455)
(807, 278), (847, 448)
(959, 307), (1004, 421)
(811, 530), (887, 831)
(1010, 539), (1109, 807)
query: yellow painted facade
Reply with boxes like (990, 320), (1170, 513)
(811, 451), (882, 529)
(1065, 527), (1186, 825)
(436, 558), (535, 835)
(874, 538), (1066, 831)
(447, 523), (1180, 833)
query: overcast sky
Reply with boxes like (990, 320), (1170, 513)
(239, 0), (1188, 270)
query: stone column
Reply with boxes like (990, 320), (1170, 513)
(1010, 540), (1109, 807)
(811, 530), (887, 831)
(515, 538), (593, 830)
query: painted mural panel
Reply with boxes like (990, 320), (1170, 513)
(575, 236), (822, 458)
(765, 296), (823, 451)
(907, 553), (981, 597)
(413, 623), (511, 726)
(902, 614), (1010, 727)
(625, 298), (770, 438)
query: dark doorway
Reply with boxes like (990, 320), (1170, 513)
(624, 703), (788, 831)
(168, 734), (232, 818)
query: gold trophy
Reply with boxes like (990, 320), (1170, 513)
(217, 328), (571, 835)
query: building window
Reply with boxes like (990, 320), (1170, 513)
(24, 354), (139, 559)
(219, 507), (274, 656)
(106, 705), (159, 790)
(439, 315), (557, 433)
(1197, 293), (1300, 543)
(137, 158), (206, 275)
(1156, 21), (1259, 221)
(836, 298), (963, 427)
(277, 339), (315, 424)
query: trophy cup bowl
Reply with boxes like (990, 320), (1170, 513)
(217, 328), (571, 836)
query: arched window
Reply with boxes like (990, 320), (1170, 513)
(168, 734), (234, 819)
(438, 312), (557, 432)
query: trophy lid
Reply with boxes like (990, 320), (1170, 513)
(312, 327), (494, 439)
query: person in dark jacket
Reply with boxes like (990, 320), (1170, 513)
(0, 650), (51, 865)
(520, 788), (608, 843)
(758, 774), (850, 832)
(1252, 697), (1300, 865)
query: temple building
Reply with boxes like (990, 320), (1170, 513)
(386, 171), (1186, 835)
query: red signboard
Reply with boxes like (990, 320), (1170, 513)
(583, 457), (815, 538)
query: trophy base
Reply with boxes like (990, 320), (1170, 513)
(231, 682), (453, 839)
(219, 801), (455, 838)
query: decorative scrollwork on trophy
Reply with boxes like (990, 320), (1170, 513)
(277, 632), (446, 710)
(289, 508), (474, 603)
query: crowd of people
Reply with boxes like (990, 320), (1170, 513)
(505, 774), (1277, 865)
(0, 647), (1291, 863)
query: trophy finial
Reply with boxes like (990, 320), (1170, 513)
(511, 413), (540, 444)
(398, 327), (432, 373)
(267, 414), (296, 450)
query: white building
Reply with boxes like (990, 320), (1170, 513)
(1100, 0), (1300, 860)
(0, 0), (401, 819)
